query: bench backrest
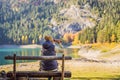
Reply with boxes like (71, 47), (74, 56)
(5, 54), (72, 80)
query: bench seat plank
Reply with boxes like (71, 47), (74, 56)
(5, 56), (72, 60)
(7, 71), (71, 78)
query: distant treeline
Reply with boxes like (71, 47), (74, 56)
(0, 0), (120, 45)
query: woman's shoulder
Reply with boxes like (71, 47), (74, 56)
(42, 41), (50, 48)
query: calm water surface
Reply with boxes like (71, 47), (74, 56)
(0, 48), (80, 65)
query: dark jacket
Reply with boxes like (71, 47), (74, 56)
(41, 40), (58, 71)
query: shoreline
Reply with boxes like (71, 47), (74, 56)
(0, 44), (82, 49)
(0, 44), (42, 49)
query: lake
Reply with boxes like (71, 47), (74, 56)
(0, 47), (80, 65)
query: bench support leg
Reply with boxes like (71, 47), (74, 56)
(48, 77), (52, 80)
(13, 54), (16, 80)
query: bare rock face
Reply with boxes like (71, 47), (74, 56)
(53, 0), (62, 4)
(51, 5), (98, 36)
(67, 23), (82, 33)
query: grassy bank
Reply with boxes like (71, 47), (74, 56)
(91, 43), (120, 51)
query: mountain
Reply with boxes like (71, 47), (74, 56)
(51, 4), (97, 35)
(0, 0), (119, 44)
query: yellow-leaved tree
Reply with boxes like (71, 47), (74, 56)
(63, 33), (70, 43)
(21, 35), (25, 44)
(63, 33), (74, 43)
(25, 35), (28, 44)
(111, 34), (116, 42)
(32, 39), (35, 44)
(72, 33), (79, 45)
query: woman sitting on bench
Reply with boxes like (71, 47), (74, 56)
(40, 35), (62, 80)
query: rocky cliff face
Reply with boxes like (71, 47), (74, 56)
(51, 4), (98, 36)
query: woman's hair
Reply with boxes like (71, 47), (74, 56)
(44, 36), (53, 42)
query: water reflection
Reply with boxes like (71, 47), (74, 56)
(63, 48), (80, 58)
(0, 48), (41, 65)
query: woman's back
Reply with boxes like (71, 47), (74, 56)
(41, 40), (58, 71)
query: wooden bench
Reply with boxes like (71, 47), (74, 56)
(5, 54), (72, 80)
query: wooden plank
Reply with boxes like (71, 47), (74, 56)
(7, 71), (71, 78)
(5, 56), (72, 60)
(13, 54), (16, 80)
(61, 54), (65, 80)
